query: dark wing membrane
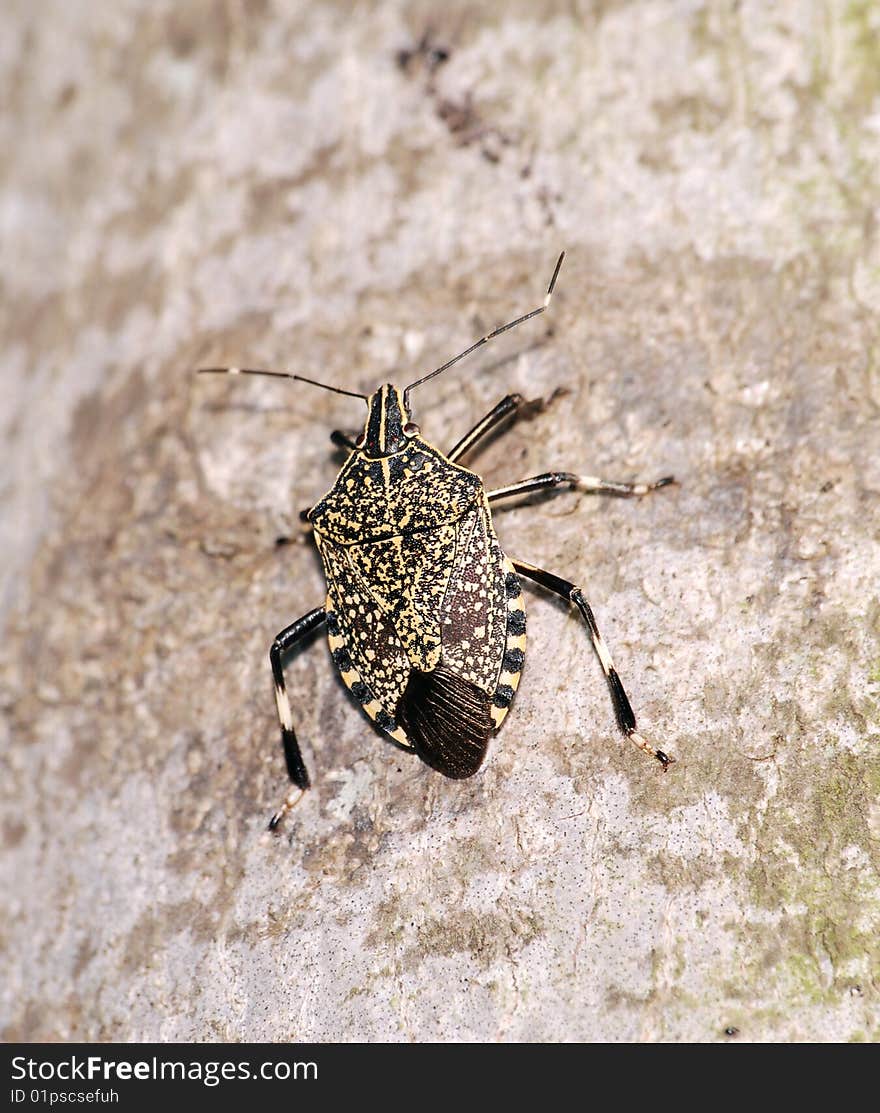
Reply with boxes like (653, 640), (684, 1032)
(396, 665), (492, 778)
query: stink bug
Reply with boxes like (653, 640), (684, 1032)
(199, 253), (674, 828)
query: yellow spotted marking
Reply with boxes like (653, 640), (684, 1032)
(327, 608), (412, 750)
(490, 558), (527, 730)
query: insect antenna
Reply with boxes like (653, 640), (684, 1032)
(403, 251), (565, 408)
(197, 367), (368, 403)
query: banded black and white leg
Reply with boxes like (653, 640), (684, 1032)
(268, 606), (326, 829)
(448, 395), (674, 500)
(489, 471), (675, 503)
(512, 559), (671, 768)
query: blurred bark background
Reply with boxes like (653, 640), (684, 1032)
(2, 0), (879, 1041)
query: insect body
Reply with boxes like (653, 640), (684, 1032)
(310, 383), (525, 779)
(199, 254), (674, 829)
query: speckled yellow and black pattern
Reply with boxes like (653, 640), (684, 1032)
(322, 602), (411, 749)
(310, 398), (524, 773)
(348, 525), (456, 670)
(441, 502), (505, 690)
(317, 539), (411, 713)
(310, 438), (481, 545)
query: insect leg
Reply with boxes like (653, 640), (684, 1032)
(268, 606), (326, 829)
(449, 387), (570, 463)
(511, 559), (671, 768)
(489, 472), (674, 503)
(447, 394), (526, 462)
(330, 430), (358, 450)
